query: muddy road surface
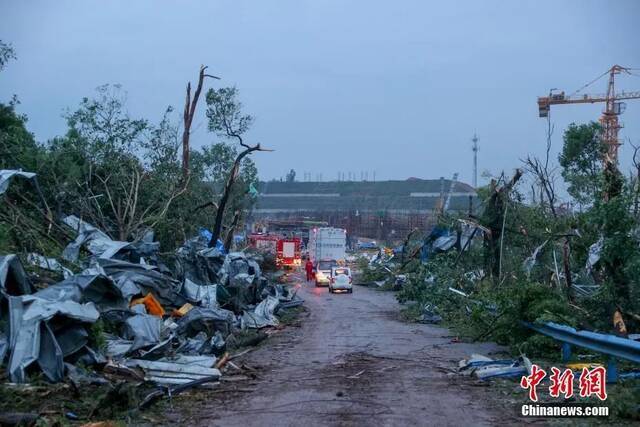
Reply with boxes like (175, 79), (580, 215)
(178, 272), (517, 426)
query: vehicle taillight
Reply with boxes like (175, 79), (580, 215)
(349, 277), (352, 283)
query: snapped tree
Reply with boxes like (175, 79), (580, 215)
(181, 65), (219, 180)
(205, 87), (271, 248)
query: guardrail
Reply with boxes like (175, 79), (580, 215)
(523, 321), (640, 382)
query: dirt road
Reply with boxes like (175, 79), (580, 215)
(182, 272), (517, 426)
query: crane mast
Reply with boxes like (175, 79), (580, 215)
(602, 65), (623, 160)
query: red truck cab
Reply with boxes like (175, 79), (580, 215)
(276, 237), (301, 269)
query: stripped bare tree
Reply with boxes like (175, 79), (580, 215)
(522, 115), (558, 217)
(181, 65), (219, 180)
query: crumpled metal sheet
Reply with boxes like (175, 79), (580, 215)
(176, 239), (226, 288)
(223, 252), (252, 278)
(177, 307), (236, 338)
(0, 169), (36, 194)
(0, 255), (34, 296)
(0, 332), (8, 365)
(433, 235), (457, 251)
(586, 237), (604, 272)
(125, 358), (221, 385)
(66, 274), (127, 310)
(181, 279), (217, 308)
(176, 332), (207, 355)
(38, 322), (64, 382)
(55, 325), (89, 357)
(96, 258), (183, 307)
(523, 239), (549, 275)
(105, 337), (134, 358)
(7, 295), (99, 383)
(241, 296), (280, 329)
(65, 362), (109, 386)
(124, 314), (162, 352)
(157, 354), (216, 367)
(61, 215), (131, 262)
(459, 224), (477, 250)
(33, 274), (126, 311)
(27, 253), (74, 279)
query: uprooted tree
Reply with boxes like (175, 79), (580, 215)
(205, 86), (270, 248)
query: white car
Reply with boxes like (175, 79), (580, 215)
(315, 260), (337, 287)
(329, 267), (352, 293)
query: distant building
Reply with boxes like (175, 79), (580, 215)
(251, 179), (477, 242)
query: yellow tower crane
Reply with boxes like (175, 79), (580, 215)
(537, 65), (640, 163)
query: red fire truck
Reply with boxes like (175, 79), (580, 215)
(276, 237), (302, 269)
(248, 234), (302, 269)
(247, 234), (279, 253)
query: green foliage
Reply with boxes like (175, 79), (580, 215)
(1, 82), (260, 254)
(608, 379), (640, 420)
(395, 245), (579, 356)
(558, 122), (605, 204)
(206, 86), (253, 138)
(0, 97), (41, 171)
(88, 320), (107, 351)
(0, 39), (16, 71)
(64, 84), (148, 163)
(392, 159), (640, 357)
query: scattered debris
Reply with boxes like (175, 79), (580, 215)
(418, 304), (442, 324)
(459, 354), (532, 380)
(0, 212), (304, 422)
(130, 293), (165, 317)
(127, 358), (221, 386)
(0, 170), (36, 195)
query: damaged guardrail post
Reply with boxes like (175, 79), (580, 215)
(523, 321), (640, 383)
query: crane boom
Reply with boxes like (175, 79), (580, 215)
(538, 90), (640, 114)
(537, 65), (640, 163)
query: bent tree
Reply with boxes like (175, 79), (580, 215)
(205, 87), (271, 248)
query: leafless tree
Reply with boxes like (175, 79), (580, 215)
(181, 65), (219, 180)
(522, 116), (558, 217)
(79, 166), (187, 241)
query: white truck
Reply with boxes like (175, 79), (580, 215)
(308, 227), (347, 286)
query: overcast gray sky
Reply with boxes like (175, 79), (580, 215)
(1, 0), (639, 187)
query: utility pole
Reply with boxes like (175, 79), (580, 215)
(472, 133), (479, 188)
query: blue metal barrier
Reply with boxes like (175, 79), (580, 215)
(523, 321), (640, 383)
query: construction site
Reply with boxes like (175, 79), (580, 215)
(252, 178), (477, 242)
(1, 1), (640, 426)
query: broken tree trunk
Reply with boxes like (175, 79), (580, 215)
(224, 210), (242, 251)
(483, 169), (523, 281)
(209, 143), (266, 247)
(562, 236), (573, 303)
(181, 65), (219, 181)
